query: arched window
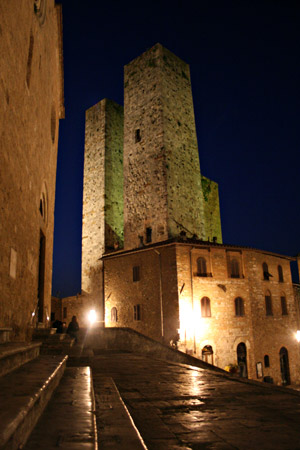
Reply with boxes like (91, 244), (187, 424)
(231, 259), (240, 278)
(264, 355), (270, 368)
(197, 257), (207, 276)
(281, 296), (288, 315)
(263, 262), (270, 280)
(265, 290), (273, 316)
(235, 297), (245, 316)
(201, 297), (211, 317)
(278, 265), (284, 282)
(111, 307), (118, 323)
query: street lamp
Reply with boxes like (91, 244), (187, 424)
(295, 330), (300, 343)
(88, 309), (97, 326)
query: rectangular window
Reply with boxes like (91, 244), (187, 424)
(63, 307), (67, 319)
(146, 227), (152, 243)
(134, 304), (141, 321)
(281, 297), (288, 315)
(133, 266), (140, 282)
(265, 296), (273, 316)
(135, 129), (141, 143)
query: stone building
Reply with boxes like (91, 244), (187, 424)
(74, 44), (300, 384)
(104, 239), (300, 385)
(0, 0), (64, 340)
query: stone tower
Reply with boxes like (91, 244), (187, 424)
(81, 99), (123, 307)
(123, 43), (206, 250)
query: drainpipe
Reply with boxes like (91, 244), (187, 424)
(189, 247), (196, 354)
(154, 249), (164, 340)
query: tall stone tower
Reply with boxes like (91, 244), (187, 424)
(81, 99), (123, 309)
(123, 43), (206, 250)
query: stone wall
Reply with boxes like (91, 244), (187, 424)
(0, 0), (64, 340)
(104, 244), (179, 342)
(82, 101), (106, 299)
(201, 175), (222, 243)
(104, 100), (124, 249)
(123, 43), (206, 250)
(82, 99), (123, 320)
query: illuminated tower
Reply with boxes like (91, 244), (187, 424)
(123, 43), (206, 250)
(81, 99), (123, 305)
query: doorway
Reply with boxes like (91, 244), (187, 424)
(202, 345), (214, 365)
(237, 342), (248, 377)
(37, 230), (46, 323)
(279, 347), (290, 385)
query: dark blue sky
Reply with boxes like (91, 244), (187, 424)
(52, 0), (300, 297)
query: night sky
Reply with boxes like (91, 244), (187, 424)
(52, 0), (300, 298)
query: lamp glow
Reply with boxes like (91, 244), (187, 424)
(88, 309), (97, 325)
(296, 330), (300, 343)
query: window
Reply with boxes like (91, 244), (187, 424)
(265, 292), (273, 316)
(51, 312), (55, 321)
(146, 227), (152, 243)
(264, 355), (270, 368)
(201, 297), (211, 317)
(26, 31), (34, 88)
(133, 266), (140, 282)
(235, 297), (245, 316)
(39, 186), (48, 223)
(281, 296), (288, 315)
(135, 129), (141, 143)
(63, 307), (67, 319)
(263, 262), (270, 280)
(278, 265), (284, 282)
(197, 257), (207, 276)
(230, 258), (240, 278)
(111, 307), (118, 322)
(134, 304), (141, 321)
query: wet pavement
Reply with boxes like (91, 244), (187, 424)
(25, 366), (96, 449)
(91, 352), (300, 450)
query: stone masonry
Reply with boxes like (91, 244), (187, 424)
(82, 99), (123, 318)
(201, 175), (222, 243)
(123, 43), (206, 249)
(0, 0), (64, 340)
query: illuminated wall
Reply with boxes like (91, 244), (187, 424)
(82, 99), (123, 318)
(0, 0), (64, 339)
(123, 44), (206, 250)
(201, 176), (222, 244)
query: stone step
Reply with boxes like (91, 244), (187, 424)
(0, 354), (67, 450)
(39, 335), (75, 355)
(0, 342), (41, 377)
(0, 327), (12, 343)
(24, 366), (97, 449)
(32, 328), (56, 340)
(95, 377), (147, 449)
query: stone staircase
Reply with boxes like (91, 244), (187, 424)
(0, 328), (97, 450)
(32, 328), (75, 355)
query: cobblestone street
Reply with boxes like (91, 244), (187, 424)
(91, 352), (300, 450)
